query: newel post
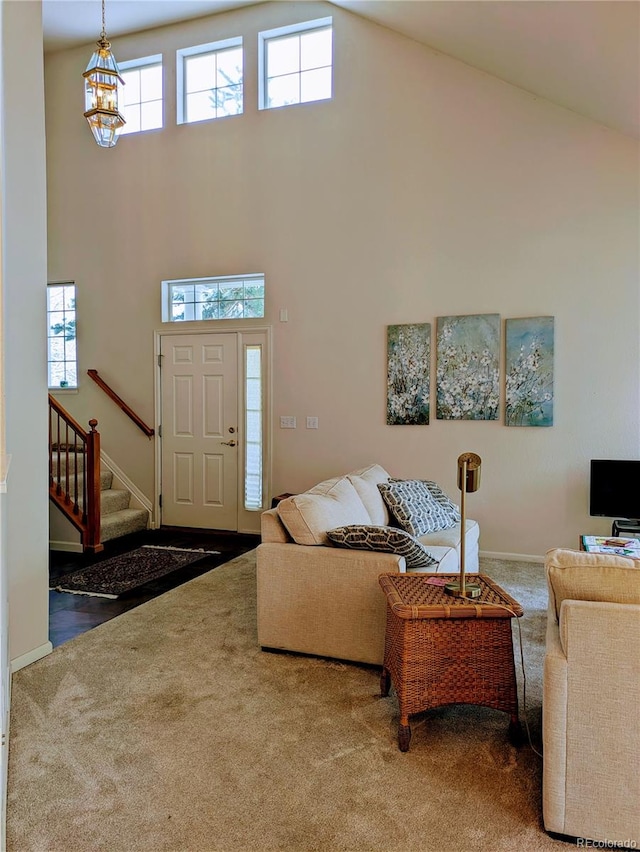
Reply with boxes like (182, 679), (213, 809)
(84, 419), (103, 553)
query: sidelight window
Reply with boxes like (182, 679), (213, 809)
(244, 345), (263, 510)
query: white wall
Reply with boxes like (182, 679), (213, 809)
(44, 1), (640, 558)
(2, 0), (51, 669)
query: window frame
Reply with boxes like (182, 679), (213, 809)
(47, 282), (78, 391)
(161, 274), (265, 323)
(176, 36), (244, 125)
(258, 16), (333, 111)
(117, 53), (164, 136)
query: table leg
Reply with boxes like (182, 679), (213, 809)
(398, 717), (412, 752)
(380, 667), (391, 697)
(508, 714), (524, 746)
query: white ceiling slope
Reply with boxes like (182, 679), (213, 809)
(42, 0), (640, 140)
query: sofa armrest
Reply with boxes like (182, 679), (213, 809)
(543, 600), (640, 843)
(261, 507), (291, 543)
(256, 542), (406, 665)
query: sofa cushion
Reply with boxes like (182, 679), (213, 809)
(347, 464), (391, 525)
(277, 477), (371, 546)
(545, 547), (640, 621)
(327, 524), (438, 568)
(377, 479), (458, 537)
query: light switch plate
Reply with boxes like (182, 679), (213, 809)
(280, 416), (296, 429)
(306, 416), (319, 429)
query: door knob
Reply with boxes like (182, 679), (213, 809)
(221, 440), (237, 447)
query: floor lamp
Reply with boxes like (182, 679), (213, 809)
(445, 452), (482, 599)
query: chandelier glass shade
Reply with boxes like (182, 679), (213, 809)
(82, 1), (125, 147)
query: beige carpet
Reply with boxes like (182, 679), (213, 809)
(7, 553), (565, 852)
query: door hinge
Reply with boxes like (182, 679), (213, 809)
(159, 494), (162, 508)
(158, 354), (163, 367)
(158, 424), (162, 438)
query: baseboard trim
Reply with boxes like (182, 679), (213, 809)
(11, 641), (53, 673)
(480, 550), (544, 564)
(49, 540), (83, 553)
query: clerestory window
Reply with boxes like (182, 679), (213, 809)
(258, 17), (332, 110)
(117, 55), (163, 135)
(177, 38), (243, 124)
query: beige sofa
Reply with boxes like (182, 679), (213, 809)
(543, 548), (640, 845)
(257, 463), (479, 665)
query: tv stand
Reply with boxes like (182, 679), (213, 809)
(612, 519), (640, 537)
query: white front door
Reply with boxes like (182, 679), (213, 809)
(160, 333), (239, 530)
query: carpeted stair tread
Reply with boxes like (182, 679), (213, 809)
(54, 468), (113, 491)
(100, 507), (149, 542)
(50, 452), (86, 472)
(100, 488), (133, 514)
(53, 475), (120, 510)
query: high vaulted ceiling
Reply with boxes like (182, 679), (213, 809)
(42, 0), (640, 140)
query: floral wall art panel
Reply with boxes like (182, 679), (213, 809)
(387, 323), (430, 425)
(505, 316), (554, 426)
(436, 313), (500, 420)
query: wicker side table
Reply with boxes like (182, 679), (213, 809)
(378, 573), (524, 752)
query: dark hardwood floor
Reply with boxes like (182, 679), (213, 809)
(49, 527), (260, 648)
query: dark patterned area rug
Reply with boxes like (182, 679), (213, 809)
(50, 545), (219, 598)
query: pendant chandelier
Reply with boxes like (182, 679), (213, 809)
(82, 0), (125, 148)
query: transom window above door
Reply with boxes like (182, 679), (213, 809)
(162, 274), (265, 322)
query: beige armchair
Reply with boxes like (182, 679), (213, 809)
(543, 548), (640, 845)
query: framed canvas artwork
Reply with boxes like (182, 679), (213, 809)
(436, 314), (500, 420)
(505, 316), (554, 426)
(387, 323), (430, 425)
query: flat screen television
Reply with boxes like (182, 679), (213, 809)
(590, 459), (640, 521)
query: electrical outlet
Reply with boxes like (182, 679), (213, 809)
(280, 416), (296, 429)
(306, 416), (319, 429)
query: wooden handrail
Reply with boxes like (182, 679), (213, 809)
(87, 369), (155, 438)
(48, 394), (103, 554)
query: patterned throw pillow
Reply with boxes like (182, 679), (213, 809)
(391, 479), (461, 523)
(326, 525), (437, 568)
(377, 480), (459, 537)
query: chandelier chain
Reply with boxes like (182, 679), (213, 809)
(101, 0), (106, 39)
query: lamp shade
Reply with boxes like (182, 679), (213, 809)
(457, 452), (481, 493)
(83, 37), (125, 147)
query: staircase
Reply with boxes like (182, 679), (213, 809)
(49, 394), (151, 552)
(96, 464), (149, 543)
(52, 449), (149, 548)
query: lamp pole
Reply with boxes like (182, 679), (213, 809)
(445, 452), (482, 599)
(459, 458), (467, 598)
